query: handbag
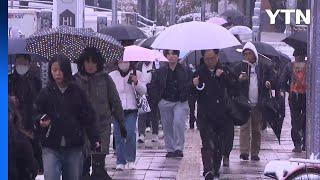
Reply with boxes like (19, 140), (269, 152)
(132, 85), (151, 114)
(226, 95), (252, 126)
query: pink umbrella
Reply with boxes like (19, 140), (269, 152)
(123, 45), (168, 62)
(206, 17), (227, 26)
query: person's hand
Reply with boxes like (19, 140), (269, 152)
(130, 75), (138, 85)
(265, 81), (271, 89)
(215, 69), (224, 77)
(193, 76), (200, 87)
(239, 73), (248, 81)
(120, 124), (127, 138)
(40, 118), (51, 128)
(280, 91), (285, 97)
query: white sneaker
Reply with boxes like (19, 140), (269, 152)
(126, 162), (136, 170)
(137, 134), (145, 143)
(151, 134), (158, 142)
(145, 127), (151, 133)
(158, 131), (164, 139)
(116, 164), (125, 171)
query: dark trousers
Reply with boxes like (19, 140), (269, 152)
(198, 112), (234, 173)
(289, 93), (306, 148)
(138, 100), (160, 135)
(188, 97), (197, 126)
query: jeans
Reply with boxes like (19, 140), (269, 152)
(158, 99), (189, 152)
(42, 147), (83, 180)
(113, 112), (138, 165)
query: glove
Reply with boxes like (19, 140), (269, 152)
(119, 123), (127, 138)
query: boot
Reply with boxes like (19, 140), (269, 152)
(91, 152), (112, 180)
(201, 148), (213, 177)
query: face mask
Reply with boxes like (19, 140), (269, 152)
(16, 65), (29, 75)
(118, 63), (130, 72)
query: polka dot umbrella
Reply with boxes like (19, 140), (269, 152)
(25, 26), (124, 63)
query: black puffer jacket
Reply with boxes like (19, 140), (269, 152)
(34, 82), (99, 150)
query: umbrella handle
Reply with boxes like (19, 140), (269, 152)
(196, 83), (205, 91)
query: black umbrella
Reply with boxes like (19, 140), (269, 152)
(221, 9), (247, 26)
(282, 31), (307, 50)
(263, 93), (285, 144)
(26, 26), (123, 62)
(100, 24), (147, 41)
(138, 35), (158, 49)
(251, 42), (280, 58)
(8, 38), (31, 55)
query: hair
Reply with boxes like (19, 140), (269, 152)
(77, 47), (105, 74)
(48, 54), (73, 85)
(15, 54), (31, 62)
(201, 49), (220, 56)
(163, 49), (180, 57)
(121, 40), (135, 47)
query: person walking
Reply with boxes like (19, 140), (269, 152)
(193, 49), (237, 179)
(136, 61), (160, 145)
(234, 42), (273, 161)
(148, 50), (192, 158)
(74, 47), (127, 179)
(109, 61), (147, 170)
(34, 54), (101, 180)
(279, 48), (307, 153)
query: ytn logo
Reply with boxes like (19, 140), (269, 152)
(266, 9), (310, 25)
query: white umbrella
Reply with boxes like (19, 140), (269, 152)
(229, 26), (252, 35)
(151, 21), (241, 51)
(123, 45), (168, 62)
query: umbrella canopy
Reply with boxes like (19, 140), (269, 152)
(26, 26), (123, 62)
(251, 42), (280, 58)
(282, 31), (307, 50)
(206, 17), (227, 26)
(123, 45), (168, 62)
(151, 21), (241, 51)
(221, 9), (247, 26)
(100, 24), (147, 41)
(229, 26), (252, 35)
(221, 9), (244, 19)
(8, 38), (31, 55)
(137, 35), (158, 49)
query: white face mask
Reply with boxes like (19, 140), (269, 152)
(118, 62), (130, 72)
(16, 65), (29, 75)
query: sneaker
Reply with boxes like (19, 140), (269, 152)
(165, 152), (176, 158)
(145, 127), (151, 133)
(158, 131), (164, 139)
(251, 155), (260, 161)
(126, 162), (136, 170)
(151, 134), (158, 142)
(116, 164), (125, 171)
(204, 171), (214, 180)
(292, 146), (302, 153)
(174, 150), (184, 158)
(137, 134), (145, 144)
(240, 153), (249, 160)
(223, 156), (229, 167)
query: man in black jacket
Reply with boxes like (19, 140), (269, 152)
(148, 50), (192, 158)
(279, 48), (307, 153)
(193, 49), (237, 179)
(234, 42), (272, 161)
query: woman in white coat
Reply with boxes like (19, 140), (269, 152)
(109, 61), (146, 170)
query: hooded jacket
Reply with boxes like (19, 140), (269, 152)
(74, 71), (125, 128)
(34, 82), (99, 150)
(109, 69), (147, 110)
(234, 42), (272, 106)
